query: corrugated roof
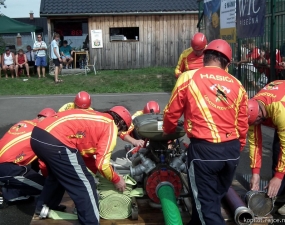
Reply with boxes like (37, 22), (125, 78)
(40, 0), (198, 16)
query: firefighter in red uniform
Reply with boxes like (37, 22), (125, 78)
(247, 80), (285, 215)
(174, 32), (207, 79)
(0, 108), (56, 208)
(120, 101), (160, 147)
(30, 106), (132, 225)
(58, 91), (93, 112)
(163, 39), (248, 225)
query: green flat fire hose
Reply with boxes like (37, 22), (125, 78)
(46, 210), (78, 220)
(157, 184), (183, 225)
(41, 175), (143, 220)
(98, 175), (144, 220)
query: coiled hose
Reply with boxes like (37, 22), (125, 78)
(97, 175), (143, 220)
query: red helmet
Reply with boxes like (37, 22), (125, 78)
(204, 39), (232, 62)
(191, 32), (207, 51)
(143, 101), (160, 114)
(38, 108), (56, 118)
(109, 106), (132, 128)
(74, 91), (91, 109)
(248, 99), (259, 125)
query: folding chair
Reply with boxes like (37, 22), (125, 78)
(85, 52), (97, 76)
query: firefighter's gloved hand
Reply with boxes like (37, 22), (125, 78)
(114, 176), (126, 192)
(132, 139), (144, 147)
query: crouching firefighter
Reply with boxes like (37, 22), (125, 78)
(0, 108), (60, 208)
(30, 106), (132, 225)
(120, 100), (160, 147)
(163, 39), (248, 225)
(58, 91), (93, 112)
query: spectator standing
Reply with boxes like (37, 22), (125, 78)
(235, 40), (249, 80)
(245, 39), (260, 93)
(33, 34), (47, 78)
(51, 33), (63, 84)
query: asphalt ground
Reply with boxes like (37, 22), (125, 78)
(0, 93), (278, 225)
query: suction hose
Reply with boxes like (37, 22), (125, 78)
(224, 187), (254, 225)
(156, 182), (183, 225)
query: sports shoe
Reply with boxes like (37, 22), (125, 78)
(35, 204), (67, 215)
(0, 197), (9, 209)
(278, 204), (285, 215)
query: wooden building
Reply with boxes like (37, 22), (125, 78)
(40, 0), (199, 70)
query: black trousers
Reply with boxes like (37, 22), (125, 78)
(0, 162), (45, 201)
(30, 127), (99, 225)
(187, 138), (240, 225)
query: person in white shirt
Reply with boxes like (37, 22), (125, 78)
(33, 34), (47, 78)
(1, 47), (15, 78)
(25, 45), (36, 74)
(51, 33), (63, 83)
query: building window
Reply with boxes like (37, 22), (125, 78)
(110, 27), (139, 41)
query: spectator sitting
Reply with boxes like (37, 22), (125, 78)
(60, 40), (74, 69)
(2, 47), (15, 79)
(15, 49), (30, 78)
(25, 45), (36, 74)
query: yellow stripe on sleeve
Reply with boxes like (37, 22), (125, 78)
(45, 114), (112, 132)
(0, 132), (31, 157)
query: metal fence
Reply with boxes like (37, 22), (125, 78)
(197, 0), (285, 97)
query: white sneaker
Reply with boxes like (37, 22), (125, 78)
(278, 204), (285, 215)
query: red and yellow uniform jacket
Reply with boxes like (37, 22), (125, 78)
(163, 66), (248, 150)
(0, 119), (47, 175)
(175, 47), (205, 79)
(249, 80), (285, 179)
(37, 109), (120, 183)
(58, 102), (93, 112)
(119, 110), (143, 140)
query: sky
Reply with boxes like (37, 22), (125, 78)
(0, 0), (40, 18)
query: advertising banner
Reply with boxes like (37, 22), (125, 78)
(204, 0), (221, 42)
(220, 0), (236, 43)
(236, 0), (266, 38)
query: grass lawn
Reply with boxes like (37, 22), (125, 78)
(0, 67), (176, 95)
